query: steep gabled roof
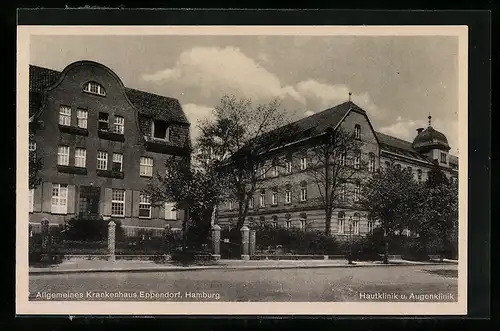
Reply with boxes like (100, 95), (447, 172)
(29, 64), (189, 124)
(376, 132), (433, 163)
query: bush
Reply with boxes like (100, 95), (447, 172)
(401, 239), (430, 261)
(63, 216), (124, 242)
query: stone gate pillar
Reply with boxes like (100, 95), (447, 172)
(108, 220), (116, 262)
(212, 224), (221, 260)
(240, 225), (250, 261)
(249, 229), (256, 257)
(40, 219), (49, 252)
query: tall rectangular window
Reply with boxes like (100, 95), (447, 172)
(249, 196), (254, 209)
(260, 167), (266, 179)
(74, 148), (86, 168)
(285, 186), (292, 204)
(367, 221), (374, 234)
(112, 153), (123, 172)
(51, 184), (68, 214)
(113, 116), (125, 134)
(353, 220), (360, 235)
(440, 152), (447, 164)
(300, 157), (307, 170)
(228, 200), (233, 210)
(29, 188), (34, 213)
(354, 124), (361, 139)
(368, 153), (375, 172)
(97, 151), (108, 170)
(111, 189), (125, 217)
(285, 159), (292, 174)
(286, 220), (292, 229)
(259, 190), (265, 207)
(273, 165), (279, 177)
(338, 212), (345, 234)
(77, 109), (88, 129)
(354, 150), (361, 169)
(59, 105), (71, 126)
(300, 182), (307, 201)
(57, 146), (69, 166)
(340, 184), (346, 201)
(98, 112), (109, 131)
(139, 193), (151, 218)
(165, 202), (177, 219)
(272, 189), (278, 205)
(354, 181), (361, 202)
(417, 169), (422, 181)
(140, 157), (153, 177)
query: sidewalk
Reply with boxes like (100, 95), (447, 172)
(29, 258), (458, 275)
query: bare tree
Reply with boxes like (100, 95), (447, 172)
(198, 95), (298, 229)
(304, 127), (367, 235)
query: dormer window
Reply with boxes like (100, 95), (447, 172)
(152, 120), (170, 141)
(83, 81), (106, 96)
(440, 152), (447, 164)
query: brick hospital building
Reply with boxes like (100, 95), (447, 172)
(28, 60), (191, 236)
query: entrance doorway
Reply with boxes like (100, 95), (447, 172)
(79, 186), (101, 217)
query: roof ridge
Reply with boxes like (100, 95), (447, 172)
(375, 131), (413, 145)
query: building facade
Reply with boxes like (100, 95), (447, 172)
(28, 61), (191, 236)
(216, 101), (458, 238)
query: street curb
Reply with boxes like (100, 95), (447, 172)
(29, 262), (458, 276)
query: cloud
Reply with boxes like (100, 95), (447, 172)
(181, 103), (215, 141)
(142, 46), (303, 103)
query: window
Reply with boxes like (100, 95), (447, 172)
(165, 202), (177, 220)
(51, 184), (68, 214)
(440, 152), (447, 164)
(285, 157), (292, 174)
(112, 153), (123, 172)
(300, 157), (307, 170)
(299, 217), (306, 231)
(353, 213), (360, 235)
(260, 167), (266, 179)
(300, 182), (307, 201)
(113, 116), (125, 134)
(28, 188), (34, 213)
(354, 150), (361, 169)
(286, 220), (292, 229)
(272, 188), (278, 205)
(83, 81), (106, 96)
(354, 180), (361, 202)
(111, 189), (125, 217)
(152, 120), (169, 140)
(354, 124), (361, 139)
(249, 196), (254, 209)
(140, 157), (153, 177)
(259, 190), (266, 207)
(368, 153), (375, 172)
(74, 148), (86, 168)
(340, 150), (347, 166)
(273, 165), (279, 177)
(59, 105), (71, 126)
(340, 183), (346, 201)
(77, 109), (88, 129)
(29, 141), (36, 152)
(57, 146), (69, 166)
(97, 151), (108, 170)
(272, 216), (278, 228)
(338, 212), (345, 234)
(285, 185), (292, 204)
(367, 220), (374, 234)
(139, 194), (151, 218)
(98, 112), (109, 131)
(228, 200), (233, 210)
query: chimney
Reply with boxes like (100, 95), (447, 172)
(416, 128), (424, 134)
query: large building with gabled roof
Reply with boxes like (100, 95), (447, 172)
(216, 101), (458, 237)
(28, 61), (191, 236)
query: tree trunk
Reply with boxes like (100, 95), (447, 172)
(383, 225), (389, 264)
(325, 207), (332, 235)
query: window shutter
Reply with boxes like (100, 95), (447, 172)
(131, 190), (139, 217)
(34, 184), (43, 212)
(67, 185), (75, 214)
(125, 190), (133, 217)
(41, 182), (52, 212)
(103, 188), (112, 216)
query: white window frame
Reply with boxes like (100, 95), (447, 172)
(367, 221), (374, 234)
(98, 112), (110, 131)
(340, 184), (346, 201)
(139, 193), (152, 219)
(285, 160), (292, 174)
(228, 200), (233, 210)
(260, 167), (266, 179)
(285, 189), (291, 204)
(77, 109), (88, 129)
(29, 141), (36, 152)
(300, 184), (307, 201)
(74, 148), (87, 168)
(354, 125), (361, 139)
(165, 202), (177, 220)
(272, 191), (278, 205)
(340, 151), (346, 166)
(249, 197), (254, 209)
(300, 219), (306, 231)
(286, 220), (292, 229)
(59, 105), (71, 126)
(259, 193), (265, 207)
(97, 151), (108, 170)
(300, 157), (307, 170)
(112, 153), (123, 172)
(111, 189), (125, 217)
(273, 221), (278, 228)
(368, 153), (375, 172)
(51, 184), (68, 214)
(440, 152), (447, 164)
(29, 188), (34, 213)
(417, 169), (423, 181)
(353, 219), (360, 235)
(113, 116), (125, 134)
(338, 215), (345, 234)
(140, 156), (154, 177)
(273, 165), (279, 177)
(354, 182), (361, 202)
(354, 151), (361, 169)
(57, 146), (69, 166)
(84, 82), (106, 96)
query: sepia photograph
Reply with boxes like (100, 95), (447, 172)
(16, 25), (468, 315)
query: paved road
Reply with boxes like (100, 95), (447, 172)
(29, 264), (458, 302)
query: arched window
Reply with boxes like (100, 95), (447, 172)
(368, 153), (375, 172)
(354, 124), (361, 139)
(367, 217), (375, 234)
(285, 213), (292, 229)
(338, 211), (345, 234)
(353, 213), (360, 235)
(299, 213), (307, 231)
(83, 81), (106, 96)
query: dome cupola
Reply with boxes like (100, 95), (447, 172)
(412, 115), (451, 153)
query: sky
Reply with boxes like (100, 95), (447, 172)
(30, 34), (459, 155)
